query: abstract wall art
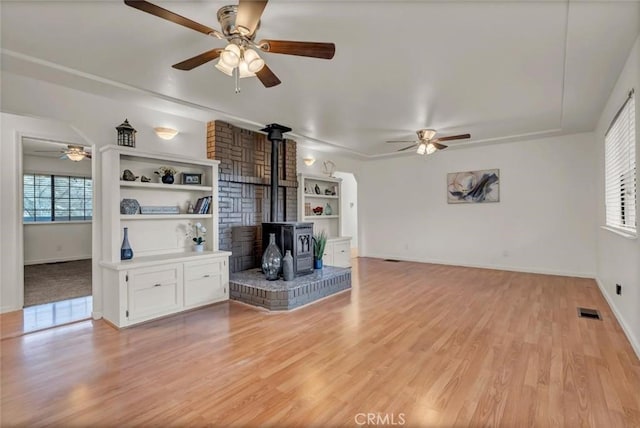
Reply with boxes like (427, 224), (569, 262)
(447, 169), (500, 204)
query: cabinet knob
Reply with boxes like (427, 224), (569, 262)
(203, 274), (211, 278)
(154, 283), (161, 287)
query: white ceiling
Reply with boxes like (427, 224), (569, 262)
(1, 1), (639, 158)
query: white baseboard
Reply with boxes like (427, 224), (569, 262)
(595, 277), (640, 361)
(24, 255), (91, 266)
(0, 305), (21, 314)
(364, 253), (595, 279)
(91, 311), (103, 320)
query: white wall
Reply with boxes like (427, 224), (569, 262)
(594, 35), (640, 358)
(23, 223), (92, 265)
(1, 73), (209, 314)
(359, 132), (597, 277)
(23, 154), (92, 265)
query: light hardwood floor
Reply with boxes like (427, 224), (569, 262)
(2, 258), (639, 427)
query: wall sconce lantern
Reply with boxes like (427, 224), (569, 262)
(116, 119), (137, 148)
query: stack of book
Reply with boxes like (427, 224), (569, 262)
(304, 202), (311, 216)
(193, 196), (212, 214)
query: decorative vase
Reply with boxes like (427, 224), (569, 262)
(194, 243), (204, 252)
(314, 258), (323, 270)
(282, 250), (294, 281)
(261, 233), (282, 281)
(314, 184), (321, 194)
(161, 173), (174, 184)
(121, 227), (133, 260)
(324, 203), (333, 215)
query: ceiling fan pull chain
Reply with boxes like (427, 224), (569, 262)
(234, 66), (241, 94)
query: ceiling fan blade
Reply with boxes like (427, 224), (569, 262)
(397, 144), (417, 152)
(236, 0), (268, 36)
(386, 140), (418, 144)
(124, 0), (218, 36)
(259, 40), (335, 59)
(85, 153), (92, 159)
(434, 133), (471, 142)
(431, 142), (448, 150)
(172, 49), (223, 70)
(256, 64), (281, 88)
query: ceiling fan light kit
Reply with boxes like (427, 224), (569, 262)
(386, 128), (471, 156)
(124, 0), (335, 93)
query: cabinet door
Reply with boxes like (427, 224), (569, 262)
(332, 241), (351, 267)
(127, 264), (183, 322)
(184, 258), (227, 308)
(322, 242), (334, 266)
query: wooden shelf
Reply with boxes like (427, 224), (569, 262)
(303, 194), (339, 199)
(121, 214), (212, 220)
(304, 215), (339, 220)
(120, 181), (212, 192)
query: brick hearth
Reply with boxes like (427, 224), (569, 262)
(229, 266), (352, 311)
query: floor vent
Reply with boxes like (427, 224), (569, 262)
(383, 259), (401, 262)
(577, 307), (601, 320)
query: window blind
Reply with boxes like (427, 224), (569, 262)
(605, 90), (636, 234)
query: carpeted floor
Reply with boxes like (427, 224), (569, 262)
(24, 259), (92, 307)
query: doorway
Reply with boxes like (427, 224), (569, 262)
(20, 138), (93, 331)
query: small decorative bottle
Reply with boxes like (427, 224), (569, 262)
(261, 233), (282, 281)
(324, 203), (333, 215)
(121, 227), (133, 260)
(282, 250), (294, 281)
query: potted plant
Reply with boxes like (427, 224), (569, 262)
(186, 222), (207, 252)
(312, 231), (327, 269)
(155, 166), (178, 184)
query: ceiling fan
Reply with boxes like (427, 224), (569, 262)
(34, 145), (92, 162)
(386, 129), (471, 155)
(123, 0), (336, 91)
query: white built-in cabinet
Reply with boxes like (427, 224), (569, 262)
(99, 146), (230, 328)
(298, 174), (351, 267)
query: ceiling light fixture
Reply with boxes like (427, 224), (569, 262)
(154, 127), (179, 140)
(425, 143), (437, 155)
(303, 157), (316, 166)
(416, 143), (427, 155)
(215, 43), (265, 93)
(66, 151), (85, 162)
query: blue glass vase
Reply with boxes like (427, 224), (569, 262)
(121, 227), (134, 260)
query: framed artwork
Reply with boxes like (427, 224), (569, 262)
(447, 169), (500, 204)
(182, 173), (202, 185)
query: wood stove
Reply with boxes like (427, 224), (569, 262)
(262, 222), (314, 277)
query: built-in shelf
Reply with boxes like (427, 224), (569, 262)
(304, 215), (339, 220)
(303, 194), (339, 199)
(121, 214), (213, 220)
(120, 181), (212, 192)
(99, 250), (232, 270)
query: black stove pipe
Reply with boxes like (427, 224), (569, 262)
(261, 123), (292, 222)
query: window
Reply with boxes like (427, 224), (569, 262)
(605, 89), (636, 235)
(23, 174), (92, 222)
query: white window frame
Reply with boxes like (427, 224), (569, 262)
(604, 89), (636, 237)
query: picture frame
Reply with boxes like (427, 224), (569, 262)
(182, 173), (202, 185)
(447, 169), (500, 204)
